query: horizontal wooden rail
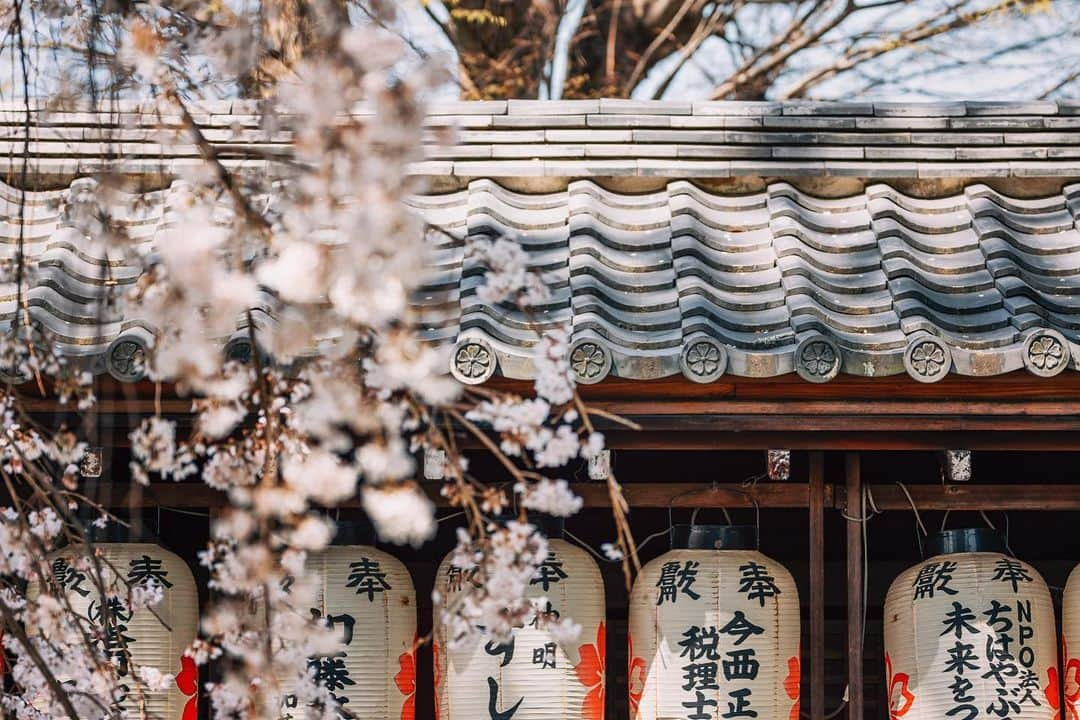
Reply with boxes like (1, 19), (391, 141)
(45, 481), (1080, 511)
(66, 482), (818, 509)
(840, 483), (1080, 511)
(594, 430), (1080, 451)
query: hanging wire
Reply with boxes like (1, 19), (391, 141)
(1002, 512), (1015, 556)
(939, 508), (996, 532)
(564, 529), (618, 564)
(437, 511), (466, 524)
(635, 527), (673, 555)
(666, 478), (762, 548)
(158, 507), (211, 518)
(894, 481), (928, 558)
(690, 506), (732, 527)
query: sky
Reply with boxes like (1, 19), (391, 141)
(2, 0), (1076, 102)
(398, 0), (1080, 101)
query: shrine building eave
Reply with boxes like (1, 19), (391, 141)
(2, 100), (1080, 385)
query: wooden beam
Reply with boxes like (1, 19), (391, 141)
(845, 452), (864, 720)
(607, 482), (814, 509)
(809, 452), (826, 720)
(506, 371), (1080, 402)
(40, 479), (1080, 511)
(20, 374), (1080, 452)
(596, 413), (1080, 432)
(67, 481), (820, 509)
(589, 400), (1080, 417)
(64, 480), (1080, 510)
(844, 483), (1080, 511)
(23, 370), (1080, 415)
(592, 430), (1080, 451)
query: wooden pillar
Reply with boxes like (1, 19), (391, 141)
(809, 452), (826, 720)
(845, 452), (864, 720)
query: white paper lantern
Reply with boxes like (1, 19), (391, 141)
(1058, 565), (1080, 717)
(31, 542), (199, 719)
(884, 529), (1058, 720)
(628, 525), (801, 720)
(433, 535), (606, 720)
(281, 543), (418, 720)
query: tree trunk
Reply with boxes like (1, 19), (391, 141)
(239, 0), (349, 99)
(443, 0), (713, 99)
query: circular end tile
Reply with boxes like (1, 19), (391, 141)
(680, 338), (727, 384)
(451, 338), (497, 385)
(568, 339), (611, 385)
(794, 335), (841, 384)
(1023, 329), (1070, 377)
(106, 335), (149, 382)
(903, 335), (952, 383)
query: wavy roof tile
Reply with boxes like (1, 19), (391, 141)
(418, 179), (1080, 384)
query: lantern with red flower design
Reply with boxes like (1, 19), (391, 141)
(628, 633), (646, 714)
(1061, 565), (1080, 719)
(394, 645), (417, 720)
(433, 520), (605, 720)
(885, 653), (914, 720)
(628, 525), (800, 720)
(884, 528), (1058, 720)
(286, 523), (416, 720)
(28, 536), (199, 719)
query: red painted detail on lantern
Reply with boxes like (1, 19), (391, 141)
(1059, 639), (1080, 720)
(176, 655), (198, 720)
(575, 622), (605, 720)
(885, 653), (914, 719)
(627, 632), (645, 717)
(395, 648), (416, 720)
(1047, 666), (1064, 717)
(784, 656), (801, 720)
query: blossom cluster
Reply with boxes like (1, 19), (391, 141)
(0, 3), (633, 718)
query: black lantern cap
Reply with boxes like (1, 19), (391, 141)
(926, 528), (1006, 556)
(526, 512), (565, 539)
(332, 519), (377, 546)
(671, 524), (757, 550)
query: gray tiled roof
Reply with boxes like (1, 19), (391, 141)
(4, 99), (1080, 179)
(416, 179), (1080, 384)
(4, 100), (1080, 384)
(0, 179), (273, 381)
(4, 175), (1080, 383)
